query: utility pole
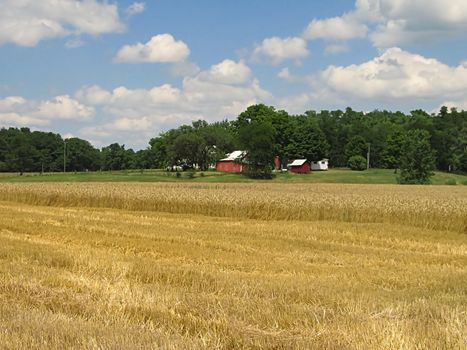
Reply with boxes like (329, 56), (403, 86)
(63, 140), (66, 173)
(366, 143), (371, 170)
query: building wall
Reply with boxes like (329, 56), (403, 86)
(216, 161), (243, 172)
(290, 162), (310, 173)
(311, 161), (328, 171)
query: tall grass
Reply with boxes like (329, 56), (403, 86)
(0, 183), (466, 348)
(0, 182), (465, 233)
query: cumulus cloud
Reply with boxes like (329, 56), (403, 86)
(324, 44), (350, 55)
(169, 62), (201, 77)
(303, 16), (368, 41)
(0, 0), (125, 47)
(274, 48), (467, 112)
(304, 0), (467, 48)
(115, 34), (190, 63)
(126, 2), (145, 16)
(252, 36), (309, 64)
(71, 59), (271, 146)
(35, 95), (94, 120)
(369, 0), (467, 47)
(195, 59), (252, 85)
(0, 95), (94, 128)
(0, 112), (49, 126)
(319, 48), (467, 99)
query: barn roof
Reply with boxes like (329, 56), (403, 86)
(219, 150), (247, 161)
(288, 159), (308, 166)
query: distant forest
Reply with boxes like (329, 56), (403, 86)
(0, 105), (466, 174)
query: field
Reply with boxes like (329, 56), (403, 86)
(0, 182), (466, 349)
(0, 168), (466, 185)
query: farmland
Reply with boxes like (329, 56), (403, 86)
(1, 168), (466, 185)
(0, 183), (466, 349)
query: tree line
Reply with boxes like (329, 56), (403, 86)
(1, 105), (466, 178)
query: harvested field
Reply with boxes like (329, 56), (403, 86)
(0, 183), (466, 349)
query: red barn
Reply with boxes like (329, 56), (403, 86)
(288, 159), (310, 173)
(216, 151), (247, 173)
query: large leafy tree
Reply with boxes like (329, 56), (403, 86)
(0, 128), (37, 174)
(344, 135), (368, 161)
(382, 129), (406, 171)
(285, 116), (329, 162)
(30, 131), (64, 172)
(398, 130), (436, 184)
(65, 138), (101, 171)
(101, 143), (131, 171)
(238, 120), (275, 179)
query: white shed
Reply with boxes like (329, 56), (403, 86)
(311, 159), (329, 171)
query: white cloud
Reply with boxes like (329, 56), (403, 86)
(0, 112), (49, 126)
(324, 44), (350, 55)
(196, 59), (251, 85)
(304, 0), (467, 48)
(169, 62), (201, 77)
(253, 36), (309, 64)
(277, 94), (312, 115)
(0, 0), (125, 47)
(126, 2), (145, 16)
(113, 117), (152, 131)
(75, 85), (112, 105)
(315, 48), (467, 102)
(65, 38), (85, 49)
(0, 95), (94, 128)
(369, 0), (467, 47)
(0, 96), (27, 111)
(71, 59), (272, 146)
(275, 48), (467, 112)
(303, 16), (368, 41)
(115, 34), (190, 63)
(278, 68), (291, 80)
(277, 68), (312, 84)
(35, 95), (94, 120)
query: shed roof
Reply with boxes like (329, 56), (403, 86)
(288, 159), (308, 166)
(219, 150), (247, 161)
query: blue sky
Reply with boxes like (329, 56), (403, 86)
(1, 0), (467, 149)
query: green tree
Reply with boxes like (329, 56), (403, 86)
(238, 120), (275, 179)
(398, 130), (435, 184)
(101, 143), (130, 171)
(285, 116), (329, 162)
(382, 129), (406, 171)
(345, 135), (368, 161)
(65, 138), (101, 171)
(348, 155), (367, 171)
(168, 133), (205, 168)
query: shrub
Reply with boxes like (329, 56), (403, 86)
(397, 130), (435, 184)
(176, 171), (181, 178)
(244, 166), (275, 179)
(445, 179), (457, 185)
(348, 155), (367, 171)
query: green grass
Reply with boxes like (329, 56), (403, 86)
(0, 168), (466, 185)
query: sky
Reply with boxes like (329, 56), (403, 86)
(1, 0), (467, 149)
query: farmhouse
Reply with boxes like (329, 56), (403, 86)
(216, 151), (247, 172)
(288, 159), (310, 173)
(311, 159), (329, 171)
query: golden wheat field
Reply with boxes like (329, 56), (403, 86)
(0, 182), (466, 349)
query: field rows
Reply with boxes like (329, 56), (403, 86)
(0, 183), (465, 233)
(0, 183), (466, 349)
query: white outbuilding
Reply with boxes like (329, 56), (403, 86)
(311, 159), (329, 171)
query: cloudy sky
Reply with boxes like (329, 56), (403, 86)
(1, 0), (467, 149)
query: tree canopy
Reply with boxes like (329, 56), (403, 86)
(0, 104), (466, 177)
